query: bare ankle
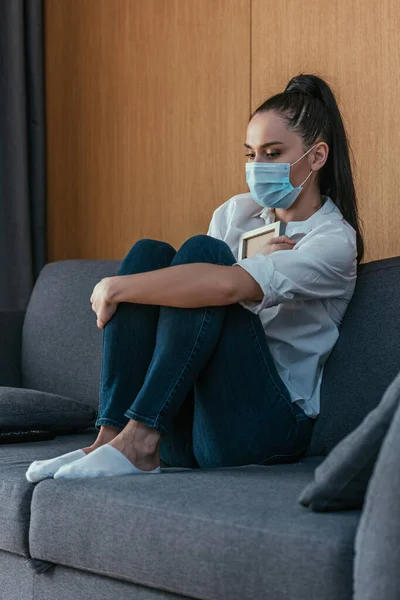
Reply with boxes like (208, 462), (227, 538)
(83, 426), (120, 454)
(97, 425), (120, 442)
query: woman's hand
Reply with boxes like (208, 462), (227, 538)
(260, 235), (296, 256)
(90, 277), (118, 329)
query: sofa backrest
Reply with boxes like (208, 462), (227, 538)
(21, 260), (120, 410)
(22, 256), (400, 454)
(307, 256), (400, 456)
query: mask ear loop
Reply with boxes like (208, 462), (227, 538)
(290, 143), (316, 187)
(299, 169), (314, 187)
(290, 143), (317, 167)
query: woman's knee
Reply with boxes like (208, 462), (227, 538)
(117, 238), (176, 276)
(172, 234), (235, 266)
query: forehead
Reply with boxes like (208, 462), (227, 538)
(246, 110), (299, 147)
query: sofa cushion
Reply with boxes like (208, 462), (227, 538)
(308, 256), (400, 456)
(30, 458), (360, 600)
(21, 260), (120, 411)
(0, 387), (96, 433)
(0, 429), (97, 556)
(299, 369), (400, 511)
(353, 385), (400, 600)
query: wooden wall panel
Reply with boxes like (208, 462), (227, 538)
(45, 0), (250, 260)
(252, 0), (400, 263)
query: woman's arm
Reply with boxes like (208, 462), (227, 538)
(107, 263), (263, 309)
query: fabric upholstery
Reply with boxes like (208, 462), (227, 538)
(0, 548), (186, 600)
(34, 560), (185, 600)
(0, 430), (96, 556)
(354, 391), (400, 600)
(22, 260), (120, 410)
(0, 309), (25, 387)
(30, 458), (360, 600)
(307, 256), (400, 456)
(9, 254), (400, 599)
(299, 369), (400, 511)
(0, 387), (96, 432)
(0, 550), (33, 600)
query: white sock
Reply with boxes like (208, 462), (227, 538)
(53, 444), (161, 479)
(25, 449), (86, 483)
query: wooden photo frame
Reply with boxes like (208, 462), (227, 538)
(237, 221), (286, 260)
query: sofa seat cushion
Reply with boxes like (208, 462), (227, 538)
(0, 387), (96, 433)
(30, 457), (360, 600)
(0, 429), (97, 556)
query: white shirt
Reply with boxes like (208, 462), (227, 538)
(206, 192), (358, 418)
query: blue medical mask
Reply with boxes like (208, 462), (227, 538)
(245, 144), (316, 209)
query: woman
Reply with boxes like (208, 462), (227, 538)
(26, 73), (364, 482)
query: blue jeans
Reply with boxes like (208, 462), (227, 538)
(96, 234), (314, 468)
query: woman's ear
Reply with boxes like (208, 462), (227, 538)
(311, 141), (329, 172)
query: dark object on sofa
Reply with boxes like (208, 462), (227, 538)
(0, 430), (55, 444)
(0, 255), (399, 600)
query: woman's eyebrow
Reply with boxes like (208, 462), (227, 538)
(244, 141), (284, 149)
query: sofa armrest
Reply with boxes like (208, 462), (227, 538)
(0, 309), (25, 387)
(354, 394), (400, 600)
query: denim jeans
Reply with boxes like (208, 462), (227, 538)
(96, 234), (314, 469)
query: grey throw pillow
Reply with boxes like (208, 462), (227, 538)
(0, 387), (96, 433)
(299, 369), (400, 511)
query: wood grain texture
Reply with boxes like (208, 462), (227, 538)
(45, 0), (250, 260)
(252, 0), (400, 262)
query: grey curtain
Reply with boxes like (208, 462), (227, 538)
(0, 0), (46, 311)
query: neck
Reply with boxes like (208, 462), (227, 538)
(273, 183), (323, 224)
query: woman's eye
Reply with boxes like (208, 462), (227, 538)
(245, 152), (280, 160)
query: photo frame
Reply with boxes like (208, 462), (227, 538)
(237, 221), (286, 260)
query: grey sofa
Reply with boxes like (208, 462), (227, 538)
(0, 255), (399, 600)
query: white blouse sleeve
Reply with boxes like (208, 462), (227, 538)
(233, 223), (358, 314)
(206, 205), (227, 241)
(206, 213), (221, 239)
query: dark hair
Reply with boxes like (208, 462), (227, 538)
(250, 74), (364, 264)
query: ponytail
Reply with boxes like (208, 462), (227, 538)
(251, 74), (364, 264)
